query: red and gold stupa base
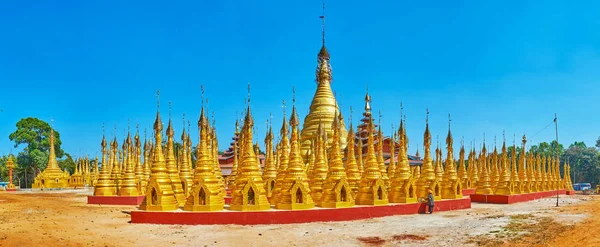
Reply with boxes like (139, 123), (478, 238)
(470, 189), (566, 204)
(461, 188), (476, 196)
(88, 195), (146, 206)
(130, 198), (470, 225)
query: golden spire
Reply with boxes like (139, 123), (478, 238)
(179, 115), (193, 196)
(416, 109), (436, 198)
(300, 6), (347, 158)
(229, 95), (270, 211)
(118, 122), (140, 196)
(441, 114), (460, 199)
(183, 102), (225, 211)
(376, 114), (390, 191)
(470, 146), (479, 186)
(495, 134), (513, 195)
(46, 126), (60, 171)
(262, 116), (277, 196)
(458, 137), (468, 188)
(490, 139), (499, 190)
(388, 131), (396, 181)
(511, 138), (520, 193)
(94, 123), (117, 196)
(310, 121), (328, 203)
(345, 122), (361, 193)
(270, 103), (290, 205)
(134, 125), (144, 187)
(276, 97), (315, 210)
(475, 139), (493, 195)
(163, 102), (186, 206)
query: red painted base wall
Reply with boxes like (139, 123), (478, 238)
(130, 197), (471, 225)
(566, 190), (576, 195)
(470, 190), (566, 204)
(87, 195), (146, 206)
(462, 188), (476, 196)
(6, 188), (18, 192)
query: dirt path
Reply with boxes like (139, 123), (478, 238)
(0, 190), (595, 247)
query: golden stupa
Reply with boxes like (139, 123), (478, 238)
(262, 123), (277, 197)
(183, 105), (225, 211)
(139, 93), (178, 211)
(300, 14), (347, 159)
(354, 117), (388, 206)
(344, 123), (361, 194)
(389, 116), (417, 203)
(6, 155), (16, 190)
(319, 110), (355, 208)
(309, 122), (328, 203)
(416, 112), (441, 200)
(94, 131), (117, 196)
(270, 113), (290, 205)
(229, 102), (271, 211)
(441, 117), (462, 199)
(32, 126), (71, 189)
(179, 122), (194, 197)
(165, 108), (186, 206)
(118, 131), (140, 196)
(276, 104), (315, 210)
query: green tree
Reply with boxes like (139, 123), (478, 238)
(9, 118), (65, 158)
(8, 118), (73, 188)
(562, 141), (600, 186)
(58, 153), (76, 174)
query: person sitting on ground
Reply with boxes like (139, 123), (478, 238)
(427, 189), (434, 214)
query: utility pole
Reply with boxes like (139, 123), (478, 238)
(554, 113), (559, 207)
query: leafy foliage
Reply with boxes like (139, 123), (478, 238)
(7, 118), (74, 188)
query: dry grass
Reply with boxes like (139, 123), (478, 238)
(466, 213), (573, 246)
(391, 234), (428, 241)
(356, 236), (386, 246)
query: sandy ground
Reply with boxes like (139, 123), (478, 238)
(0, 189), (596, 247)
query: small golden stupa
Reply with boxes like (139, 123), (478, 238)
(139, 92), (178, 211)
(309, 122), (328, 203)
(94, 131), (117, 196)
(441, 117), (462, 199)
(344, 123), (361, 194)
(6, 155), (16, 190)
(32, 126), (71, 189)
(510, 143), (521, 194)
(276, 104), (315, 210)
(319, 110), (354, 208)
(183, 106), (225, 211)
(165, 106), (186, 206)
(262, 123), (277, 197)
(389, 116), (417, 203)
(118, 130), (140, 196)
(416, 111), (441, 200)
(494, 137), (513, 195)
(229, 101), (270, 211)
(269, 114), (290, 205)
(354, 117), (388, 206)
(179, 122), (194, 197)
(475, 142), (493, 195)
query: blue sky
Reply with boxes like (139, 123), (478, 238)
(1, 1), (599, 158)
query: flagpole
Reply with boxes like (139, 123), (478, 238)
(554, 113), (559, 207)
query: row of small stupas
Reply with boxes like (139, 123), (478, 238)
(109, 88), (575, 212)
(31, 127), (100, 189)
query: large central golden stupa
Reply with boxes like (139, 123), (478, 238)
(300, 17), (347, 158)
